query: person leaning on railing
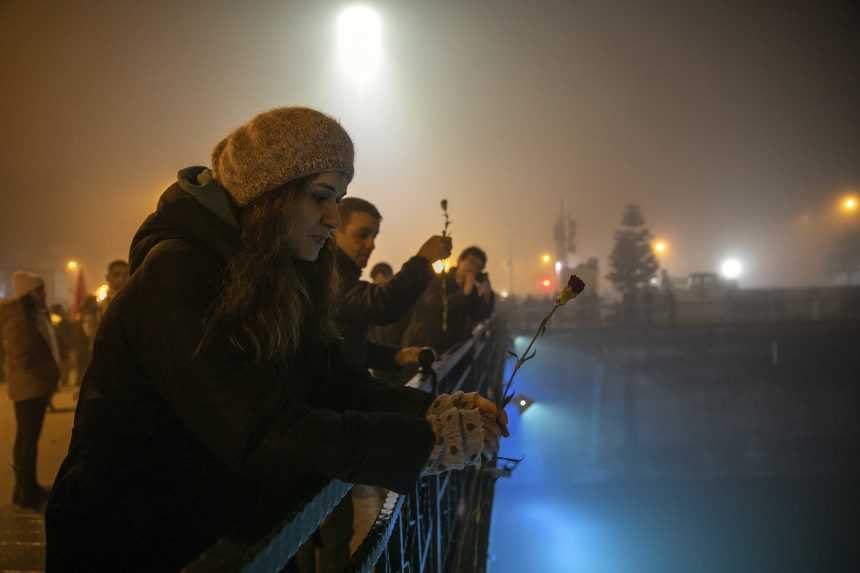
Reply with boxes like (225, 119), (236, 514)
(43, 107), (509, 573)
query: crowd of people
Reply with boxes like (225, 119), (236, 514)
(1, 106), (508, 572)
(0, 261), (129, 509)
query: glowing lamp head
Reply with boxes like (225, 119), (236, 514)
(66, 260), (79, 272)
(432, 259), (451, 274)
(513, 393), (534, 414)
(654, 241), (667, 254)
(541, 254), (551, 264)
(542, 279), (552, 288)
(337, 6), (383, 83)
(720, 258), (743, 280)
(96, 284), (109, 303)
(843, 197), (858, 212)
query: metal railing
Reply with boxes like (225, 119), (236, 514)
(185, 316), (509, 573)
(507, 286), (860, 332)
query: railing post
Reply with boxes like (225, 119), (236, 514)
(433, 474), (444, 573)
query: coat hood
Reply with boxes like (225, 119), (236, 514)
(129, 167), (242, 273)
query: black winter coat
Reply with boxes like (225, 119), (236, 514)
(401, 269), (495, 354)
(334, 247), (434, 371)
(45, 167), (435, 572)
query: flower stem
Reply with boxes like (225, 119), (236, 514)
(502, 303), (561, 403)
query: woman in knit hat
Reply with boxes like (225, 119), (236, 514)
(45, 107), (507, 572)
(0, 271), (60, 509)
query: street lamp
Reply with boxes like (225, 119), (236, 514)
(66, 260), (79, 272)
(720, 258), (743, 280)
(653, 240), (668, 255)
(96, 283), (109, 303)
(432, 258), (452, 274)
(337, 5), (383, 83)
(541, 254), (551, 264)
(841, 196), (858, 214)
(513, 393), (534, 414)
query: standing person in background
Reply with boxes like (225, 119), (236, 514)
(367, 263), (409, 350)
(0, 272), (60, 509)
(70, 295), (100, 397)
(48, 304), (73, 388)
(402, 246), (496, 354)
(369, 263), (393, 287)
(98, 260), (130, 319)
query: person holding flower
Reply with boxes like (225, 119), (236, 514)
(45, 107), (507, 572)
(402, 246), (496, 354)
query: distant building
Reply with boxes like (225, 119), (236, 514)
(571, 257), (599, 298)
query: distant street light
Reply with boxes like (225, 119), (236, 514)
(654, 240), (668, 255)
(541, 254), (551, 264)
(541, 279), (552, 288)
(337, 5), (383, 83)
(842, 196), (858, 214)
(66, 260), (79, 272)
(720, 258), (743, 280)
(432, 259), (451, 274)
(554, 260), (563, 273)
(96, 283), (109, 303)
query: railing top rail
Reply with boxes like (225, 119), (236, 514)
(183, 480), (352, 573)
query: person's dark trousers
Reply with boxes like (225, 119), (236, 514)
(12, 396), (49, 505)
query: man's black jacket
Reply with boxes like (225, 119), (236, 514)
(335, 247), (435, 371)
(401, 268), (496, 354)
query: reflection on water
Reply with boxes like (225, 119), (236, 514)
(490, 329), (859, 572)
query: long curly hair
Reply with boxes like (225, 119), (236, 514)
(203, 177), (339, 363)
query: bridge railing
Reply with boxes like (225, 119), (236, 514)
(507, 286), (860, 332)
(184, 316), (509, 573)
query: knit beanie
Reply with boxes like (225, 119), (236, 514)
(211, 107), (355, 207)
(12, 271), (44, 298)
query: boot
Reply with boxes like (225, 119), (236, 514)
(11, 464), (49, 510)
(17, 485), (50, 510)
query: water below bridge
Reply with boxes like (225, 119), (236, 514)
(488, 328), (859, 573)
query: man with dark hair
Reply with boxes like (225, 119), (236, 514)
(334, 197), (451, 372)
(402, 245), (496, 354)
(366, 262), (403, 348)
(369, 262), (394, 286)
(327, 198), (451, 571)
(99, 259), (130, 319)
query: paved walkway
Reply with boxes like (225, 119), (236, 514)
(0, 387), (76, 572)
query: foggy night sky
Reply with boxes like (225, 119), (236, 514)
(2, 0), (858, 296)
